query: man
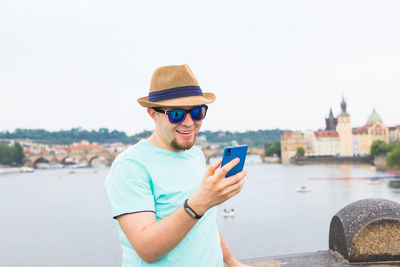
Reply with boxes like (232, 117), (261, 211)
(105, 64), (249, 266)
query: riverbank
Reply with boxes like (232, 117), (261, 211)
(290, 156), (373, 165)
(0, 166), (34, 174)
(374, 155), (400, 172)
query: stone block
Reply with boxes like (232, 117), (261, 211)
(329, 198), (400, 262)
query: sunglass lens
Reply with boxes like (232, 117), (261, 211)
(191, 106), (205, 121)
(168, 109), (186, 123)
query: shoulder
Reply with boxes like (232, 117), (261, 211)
(187, 145), (206, 163)
(114, 140), (150, 163)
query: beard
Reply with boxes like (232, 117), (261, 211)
(170, 135), (196, 151)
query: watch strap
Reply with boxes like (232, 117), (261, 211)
(184, 199), (202, 219)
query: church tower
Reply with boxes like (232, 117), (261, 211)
(337, 97), (353, 156)
(325, 108), (337, 130)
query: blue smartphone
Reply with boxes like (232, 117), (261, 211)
(221, 145), (248, 178)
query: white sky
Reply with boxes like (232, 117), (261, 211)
(1, 0), (400, 135)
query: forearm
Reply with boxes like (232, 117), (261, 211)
(220, 231), (238, 266)
(136, 205), (199, 263)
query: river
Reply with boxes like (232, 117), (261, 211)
(1, 154), (399, 266)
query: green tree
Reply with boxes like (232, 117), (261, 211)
(371, 140), (389, 156)
(387, 143), (400, 168)
(12, 142), (24, 165)
(296, 147), (305, 157)
(265, 141), (281, 157)
(0, 143), (24, 165)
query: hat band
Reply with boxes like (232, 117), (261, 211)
(148, 86), (203, 102)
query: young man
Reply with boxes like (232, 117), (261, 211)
(105, 64), (249, 266)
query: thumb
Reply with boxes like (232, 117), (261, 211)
(205, 160), (222, 177)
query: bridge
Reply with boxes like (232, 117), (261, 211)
(24, 147), (266, 168)
(24, 152), (119, 168)
(202, 147), (265, 164)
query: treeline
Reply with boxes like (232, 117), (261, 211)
(0, 128), (152, 145)
(0, 142), (24, 166)
(0, 128), (285, 147)
(371, 140), (400, 168)
(201, 129), (284, 148)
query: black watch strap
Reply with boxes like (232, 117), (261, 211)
(184, 199), (202, 219)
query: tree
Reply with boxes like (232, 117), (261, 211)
(371, 140), (389, 156)
(0, 143), (24, 166)
(296, 147), (305, 157)
(387, 143), (400, 168)
(265, 141), (281, 157)
(13, 142), (24, 165)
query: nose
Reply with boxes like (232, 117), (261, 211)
(180, 112), (194, 126)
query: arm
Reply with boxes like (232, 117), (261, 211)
(118, 159), (246, 263)
(220, 231), (251, 267)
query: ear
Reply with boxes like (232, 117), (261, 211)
(147, 108), (157, 121)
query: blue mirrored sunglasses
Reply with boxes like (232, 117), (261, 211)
(153, 105), (208, 124)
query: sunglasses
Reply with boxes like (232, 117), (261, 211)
(153, 105), (208, 124)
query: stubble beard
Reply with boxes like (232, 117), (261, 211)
(171, 133), (197, 151)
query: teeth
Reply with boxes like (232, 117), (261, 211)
(177, 130), (192, 134)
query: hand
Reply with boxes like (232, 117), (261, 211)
(189, 158), (246, 215)
(225, 257), (252, 267)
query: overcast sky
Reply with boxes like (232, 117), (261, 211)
(1, 0), (400, 135)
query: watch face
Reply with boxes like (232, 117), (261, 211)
(185, 207), (196, 218)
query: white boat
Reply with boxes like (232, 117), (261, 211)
(223, 209), (235, 217)
(295, 186), (312, 193)
(366, 179), (381, 185)
(20, 167), (34, 173)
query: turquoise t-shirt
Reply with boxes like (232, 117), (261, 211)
(104, 139), (223, 267)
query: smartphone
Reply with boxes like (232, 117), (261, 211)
(221, 145), (248, 178)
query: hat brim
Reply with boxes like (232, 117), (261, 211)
(137, 92), (216, 108)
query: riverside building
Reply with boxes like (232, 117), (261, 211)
(281, 98), (399, 164)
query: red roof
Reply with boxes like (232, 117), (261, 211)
(314, 130), (339, 138)
(352, 122), (374, 134)
(353, 128), (368, 134)
(69, 143), (100, 150)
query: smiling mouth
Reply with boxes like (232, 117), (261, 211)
(176, 129), (193, 135)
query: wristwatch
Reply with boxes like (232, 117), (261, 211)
(184, 199), (203, 219)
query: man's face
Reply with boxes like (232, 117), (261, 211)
(149, 106), (203, 151)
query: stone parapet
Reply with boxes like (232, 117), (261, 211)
(242, 198), (400, 267)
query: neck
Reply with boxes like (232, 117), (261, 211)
(147, 132), (183, 152)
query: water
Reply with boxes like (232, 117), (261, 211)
(1, 155), (400, 266)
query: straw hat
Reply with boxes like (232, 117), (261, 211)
(137, 64), (216, 107)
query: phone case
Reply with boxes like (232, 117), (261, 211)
(221, 145), (248, 178)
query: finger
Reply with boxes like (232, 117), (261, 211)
(226, 177), (245, 193)
(224, 169), (246, 186)
(205, 160), (222, 177)
(225, 181), (244, 199)
(218, 158), (240, 177)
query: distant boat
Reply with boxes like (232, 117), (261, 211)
(366, 179), (380, 185)
(70, 163), (88, 169)
(223, 209), (235, 217)
(295, 186), (311, 193)
(20, 167), (34, 173)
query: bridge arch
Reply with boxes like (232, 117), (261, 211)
(33, 157), (50, 168)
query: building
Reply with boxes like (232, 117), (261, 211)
(281, 97), (398, 164)
(336, 98), (353, 157)
(281, 131), (305, 164)
(313, 130), (340, 156)
(69, 140), (101, 154)
(325, 108), (337, 131)
(388, 125), (400, 143)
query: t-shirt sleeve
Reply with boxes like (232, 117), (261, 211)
(104, 158), (155, 219)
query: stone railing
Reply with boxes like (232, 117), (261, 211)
(243, 198), (400, 267)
